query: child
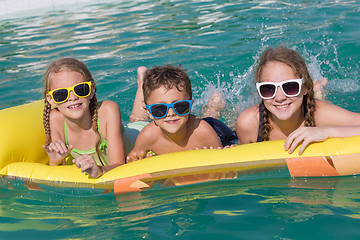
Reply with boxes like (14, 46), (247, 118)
(126, 64), (235, 162)
(236, 46), (360, 155)
(42, 58), (126, 178)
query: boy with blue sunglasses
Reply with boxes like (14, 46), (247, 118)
(127, 65), (237, 162)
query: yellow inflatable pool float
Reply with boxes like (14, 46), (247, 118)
(1, 101), (360, 195)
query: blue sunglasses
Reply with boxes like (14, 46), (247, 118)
(146, 99), (193, 119)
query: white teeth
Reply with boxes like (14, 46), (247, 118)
(166, 119), (178, 123)
(276, 104), (289, 109)
(68, 104), (81, 109)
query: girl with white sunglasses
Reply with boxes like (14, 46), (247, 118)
(236, 47), (360, 155)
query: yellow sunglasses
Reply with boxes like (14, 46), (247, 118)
(48, 82), (92, 104)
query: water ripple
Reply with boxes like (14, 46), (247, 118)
(0, 0), (359, 115)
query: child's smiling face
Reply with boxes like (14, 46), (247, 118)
(47, 70), (94, 119)
(146, 85), (191, 135)
(260, 61), (308, 122)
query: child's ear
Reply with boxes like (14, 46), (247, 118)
(46, 94), (57, 108)
(89, 85), (96, 99)
(303, 86), (309, 96)
(146, 108), (155, 120)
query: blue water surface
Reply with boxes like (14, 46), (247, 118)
(1, 0), (360, 239)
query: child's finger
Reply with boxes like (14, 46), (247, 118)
(80, 162), (93, 173)
(73, 155), (86, 168)
(67, 144), (74, 153)
(127, 152), (138, 163)
(47, 143), (57, 152)
(58, 141), (68, 154)
(42, 145), (51, 152)
(299, 138), (312, 155)
(284, 130), (301, 150)
(50, 142), (64, 154)
(139, 151), (147, 159)
(288, 136), (304, 154)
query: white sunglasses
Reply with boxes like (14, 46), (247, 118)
(256, 78), (304, 99)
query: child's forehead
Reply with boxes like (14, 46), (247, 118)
(147, 85), (190, 103)
(155, 84), (189, 94)
(49, 70), (85, 88)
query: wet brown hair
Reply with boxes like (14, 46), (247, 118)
(142, 64), (192, 104)
(255, 47), (316, 141)
(43, 58), (104, 165)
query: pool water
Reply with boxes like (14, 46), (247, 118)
(1, 0), (360, 239)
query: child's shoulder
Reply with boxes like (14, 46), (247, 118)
(48, 109), (65, 132)
(141, 121), (159, 135)
(314, 99), (360, 123)
(187, 114), (203, 127)
(98, 100), (120, 111)
(236, 105), (259, 127)
(315, 99), (349, 114)
(98, 100), (121, 117)
(190, 115), (214, 134)
(136, 121), (160, 143)
(49, 108), (64, 122)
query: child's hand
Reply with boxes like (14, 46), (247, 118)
(72, 155), (102, 178)
(194, 146), (223, 150)
(42, 140), (73, 165)
(284, 126), (330, 155)
(126, 150), (150, 163)
(223, 144), (236, 149)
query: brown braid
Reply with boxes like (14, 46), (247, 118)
(255, 47), (316, 141)
(43, 99), (52, 145)
(260, 103), (272, 141)
(304, 89), (316, 127)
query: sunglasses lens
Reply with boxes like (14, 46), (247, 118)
(259, 84), (276, 98)
(282, 81), (300, 96)
(150, 104), (168, 118)
(74, 83), (90, 97)
(173, 101), (190, 115)
(52, 89), (69, 103)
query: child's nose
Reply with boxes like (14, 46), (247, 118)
(167, 107), (176, 116)
(68, 90), (78, 101)
(274, 86), (286, 101)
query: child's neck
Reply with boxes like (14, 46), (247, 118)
(161, 120), (190, 147)
(65, 112), (93, 131)
(271, 107), (304, 137)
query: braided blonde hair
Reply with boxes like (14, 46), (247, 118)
(43, 58), (104, 165)
(255, 47), (316, 141)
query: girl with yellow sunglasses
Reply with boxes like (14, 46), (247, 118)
(43, 58), (147, 178)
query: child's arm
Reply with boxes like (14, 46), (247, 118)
(100, 100), (126, 166)
(236, 105), (260, 144)
(43, 109), (72, 165)
(126, 124), (155, 163)
(196, 119), (222, 148)
(285, 100), (360, 155)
